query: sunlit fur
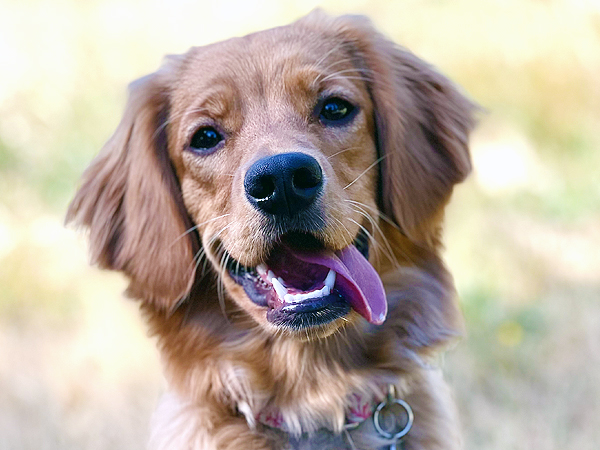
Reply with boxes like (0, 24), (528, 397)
(67, 10), (476, 450)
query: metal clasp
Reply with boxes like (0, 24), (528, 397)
(373, 385), (414, 449)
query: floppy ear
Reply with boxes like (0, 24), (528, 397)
(66, 57), (198, 311)
(331, 15), (477, 247)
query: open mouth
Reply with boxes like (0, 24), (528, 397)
(226, 230), (387, 330)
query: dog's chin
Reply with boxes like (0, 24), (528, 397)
(221, 230), (376, 334)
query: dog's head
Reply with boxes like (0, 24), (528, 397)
(67, 12), (475, 338)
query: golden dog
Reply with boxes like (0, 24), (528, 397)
(68, 11), (476, 450)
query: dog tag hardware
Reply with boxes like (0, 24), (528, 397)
(373, 385), (414, 448)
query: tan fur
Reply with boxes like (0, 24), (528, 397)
(67, 11), (476, 450)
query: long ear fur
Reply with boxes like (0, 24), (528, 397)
(320, 14), (477, 247)
(66, 57), (198, 310)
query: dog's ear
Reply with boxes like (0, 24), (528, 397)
(66, 56), (198, 311)
(329, 15), (477, 247)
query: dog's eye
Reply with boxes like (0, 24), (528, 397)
(190, 126), (223, 151)
(319, 98), (356, 124)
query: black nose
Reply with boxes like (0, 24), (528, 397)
(244, 152), (323, 216)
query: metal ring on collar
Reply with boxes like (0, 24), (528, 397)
(373, 398), (414, 441)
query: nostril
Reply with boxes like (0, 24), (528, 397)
(244, 152), (324, 217)
(292, 166), (322, 190)
(249, 175), (276, 200)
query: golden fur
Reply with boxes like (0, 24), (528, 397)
(68, 11), (476, 450)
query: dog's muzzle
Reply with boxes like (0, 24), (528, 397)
(226, 230), (387, 330)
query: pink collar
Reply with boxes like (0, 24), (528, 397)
(255, 388), (386, 432)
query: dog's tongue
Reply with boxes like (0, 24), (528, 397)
(293, 246), (387, 325)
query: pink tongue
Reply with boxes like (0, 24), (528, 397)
(292, 246), (387, 325)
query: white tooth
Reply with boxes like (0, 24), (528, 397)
(282, 284), (334, 304)
(277, 277), (286, 287)
(271, 277), (288, 299)
(268, 270), (276, 281)
(285, 293), (302, 303)
(324, 269), (336, 290)
(257, 264), (267, 276)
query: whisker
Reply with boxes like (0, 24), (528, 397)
(343, 154), (388, 190)
(312, 50), (351, 85)
(200, 248), (212, 277)
(190, 232), (239, 326)
(347, 199), (420, 263)
(331, 215), (355, 244)
(206, 224), (232, 248)
(189, 223), (233, 284)
(313, 45), (345, 71)
(319, 75), (373, 84)
(347, 216), (388, 269)
(351, 320), (367, 349)
(320, 68), (373, 83)
(347, 217), (377, 252)
(188, 238), (209, 278)
(326, 146), (362, 160)
(217, 248), (231, 320)
(346, 200), (400, 232)
(152, 107), (210, 141)
(346, 215), (386, 269)
(171, 214), (231, 247)
(348, 203), (402, 269)
(316, 58), (373, 82)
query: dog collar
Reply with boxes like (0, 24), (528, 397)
(254, 384), (413, 447)
(255, 390), (383, 431)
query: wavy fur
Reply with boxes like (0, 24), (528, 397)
(68, 11), (476, 450)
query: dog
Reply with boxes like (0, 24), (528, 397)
(67, 10), (476, 450)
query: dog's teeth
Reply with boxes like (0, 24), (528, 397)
(303, 291), (316, 300)
(256, 264), (267, 276)
(282, 284), (332, 304)
(324, 269), (336, 290)
(276, 270), (337, 304)
(315, 284), (330, 297)
(271, 277), (288, 299)
(284, 293), (303, 303)
(277, 277), (286, 287)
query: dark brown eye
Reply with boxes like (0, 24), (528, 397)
(190, 126), (223, 151)
(319, 97), (356, 125)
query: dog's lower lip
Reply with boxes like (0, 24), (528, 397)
(228, 263), (270, 307)
(266, 295), (351, 330)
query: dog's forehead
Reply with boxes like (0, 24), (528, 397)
(171, 25), (352, 107)
(190, 25), (338, 74)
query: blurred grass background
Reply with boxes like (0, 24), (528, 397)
(1, 0), (599, 448)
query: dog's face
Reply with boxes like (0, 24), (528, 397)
(168, 28), (384, 335)
(67, 12), (475, 340)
